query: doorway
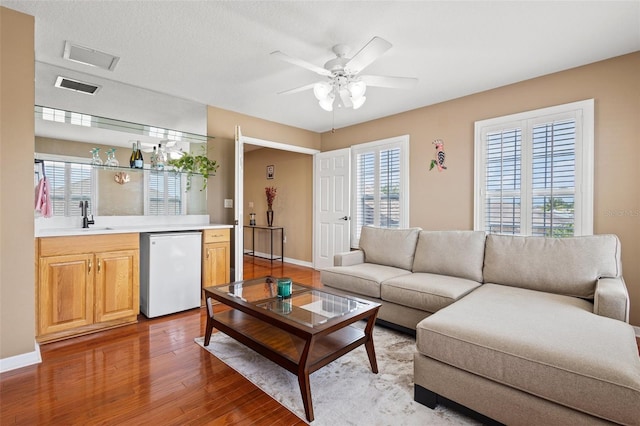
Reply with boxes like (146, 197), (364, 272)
(234, 131), (318, 280)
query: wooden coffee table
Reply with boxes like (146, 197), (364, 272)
(202, 276), (381, 422)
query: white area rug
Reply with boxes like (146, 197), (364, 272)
(195, 324), (479, 425)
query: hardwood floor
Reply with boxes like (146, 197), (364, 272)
(1, 257), (319, 426)
(2, 258), (639, 425)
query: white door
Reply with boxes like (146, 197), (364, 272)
(313, 148), (351, 270)
(234, 125), (244, 281)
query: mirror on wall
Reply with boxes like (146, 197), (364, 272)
(34, 106), (213, 217)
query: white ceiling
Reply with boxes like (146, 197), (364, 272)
(4, 1), (640, 135)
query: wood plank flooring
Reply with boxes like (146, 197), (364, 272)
(2, 257), (639, 425)
(1, 257), (318, 426)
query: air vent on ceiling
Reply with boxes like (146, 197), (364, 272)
(55, 76), (101, 95)
(63, 41), (120, 71)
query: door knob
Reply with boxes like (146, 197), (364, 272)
(339, 216), (349, 221)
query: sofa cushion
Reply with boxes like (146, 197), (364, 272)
(321, 264), (411, 298)
(483, 234), (621, 299)
(412, 231), (486, 282)
(359, 226), (421, 271)
(381, 273), (481, 314)
(416, 284), (640, 425)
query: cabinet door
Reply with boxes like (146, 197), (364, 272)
(39, 254), (94, 335)
(94, 250), (139, 323)
(202, 242), (230, 287)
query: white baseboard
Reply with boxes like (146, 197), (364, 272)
(283, 257), (313, 268)
(0, 342), (41, 373)
(634, 326), (640, 339)
(244, 251), (312, 269)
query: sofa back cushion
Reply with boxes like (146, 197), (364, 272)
(412, 231), (486, 282)
(483, 234), (621, 299)
(359, 226), (421, 271)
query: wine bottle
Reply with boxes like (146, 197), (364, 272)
(129, 142), (136, 168)
(151, 146), (157, 169)
(134, 141), (144, 169)
(156, 143), (165, 170)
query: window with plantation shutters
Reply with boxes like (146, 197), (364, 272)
(475, 100), (594, 237)
(351, 135), (409, 247)
(41, 160), (94, 217)
(145, 171), (185, 215)
(531, 120), (576, 236)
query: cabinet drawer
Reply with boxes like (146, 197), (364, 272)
(203, 229), (230, 244)
(39, 233), (139, 256)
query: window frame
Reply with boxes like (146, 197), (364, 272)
(143, 169), (187, 215)
(35, 153), (97, 217)
(474, 99), (594, 236)
(350, 135), (410, 247)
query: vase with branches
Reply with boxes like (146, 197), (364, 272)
(265, 186), (277, 226)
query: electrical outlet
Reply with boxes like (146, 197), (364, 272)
(224, 199), (233, 208)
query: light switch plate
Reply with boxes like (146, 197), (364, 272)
(248, 201), (254, 208)
(224, 199), (233, 208)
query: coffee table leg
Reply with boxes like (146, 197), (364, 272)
(298, 338), (315, 422)
(364, 311), (379, 373)
(204, 295), (215, 346)
(298, 370), (314, 422)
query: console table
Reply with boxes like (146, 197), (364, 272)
(243, 225), (284, 262)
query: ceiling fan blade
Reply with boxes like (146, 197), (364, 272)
(271, 51), (332, 76)
(277, 82), (317, 95)
(160, 139), (177, 147)
(339, 89), (353, 108)
(345, 37), (392, 74)
(360, 75), (418, 89)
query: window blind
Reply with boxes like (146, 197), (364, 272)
(354, 147), (402, 240)
(484, 128), (522, 235)
(379, 148), (401, 228)
(355, 151), (375, 239)
(475, 100), (592, 237)
(44, 161), (92, 216)
(531, 119), (575, 237)
(147, 171), (182, 215)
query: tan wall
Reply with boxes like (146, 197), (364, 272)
(206, 106), (320, 269)
(321, 52), (640, 326)
(0, 7), (36, 359)
(243, 148), (313, 262)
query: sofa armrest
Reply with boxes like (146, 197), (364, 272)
(594, 277), (630, 322)
(334, 250), (364, 267)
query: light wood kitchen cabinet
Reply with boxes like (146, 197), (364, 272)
(36, 233), (139, 343)
(202, 229), (231, 301)
(38, 253), (94, 335)
(94, 249), (139, 323)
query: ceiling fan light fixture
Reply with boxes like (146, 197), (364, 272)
(313, 81), (332, 101)
(319, 94), (335, 111)
(352, 96), (366, 110)
(348, 81), (366, 99)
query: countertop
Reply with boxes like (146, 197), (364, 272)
(36, 223), (232, 238)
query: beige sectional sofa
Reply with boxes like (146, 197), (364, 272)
(320, 226), (640, 425)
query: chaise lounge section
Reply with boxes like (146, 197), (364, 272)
(321, 226), (640, 425)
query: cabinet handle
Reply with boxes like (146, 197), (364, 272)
(206, 248), (210, 259)
(213, 234), (223, 238)
(88, 259), (92, 273)
(97, 259), (101, 273)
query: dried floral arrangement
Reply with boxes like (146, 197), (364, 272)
(265, 186), (277, 209)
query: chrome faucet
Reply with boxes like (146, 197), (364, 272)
(80, 200), (95, 229)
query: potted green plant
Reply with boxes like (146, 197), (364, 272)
(167, 146), (219, 191)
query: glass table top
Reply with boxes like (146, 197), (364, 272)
(211, 277), (370, 327)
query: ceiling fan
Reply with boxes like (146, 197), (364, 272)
(272, 36), (418, 111)
(140, 139), (186, 159)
